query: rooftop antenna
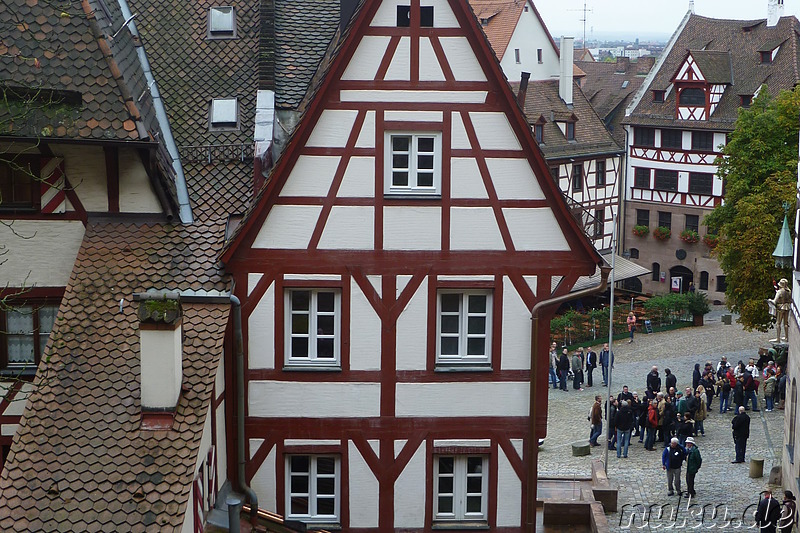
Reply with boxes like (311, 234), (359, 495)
(568, 2), (593, 48)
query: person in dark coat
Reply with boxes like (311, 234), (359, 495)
(647, 366), (661, 395)
(631, 392), (644, 439)
(585, 346), (597, 387)
(779, 490), (796, 533)
(557, 348), (570, 391)
(731, 406), (750, 463)
(733, 376), (745, 411)
(665, 368), (677, 392)
(700, 373), (716, 410)
(756, 489), (782, 533)
(692, 363), (702, 390)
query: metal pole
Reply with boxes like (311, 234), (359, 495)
(603, 213), (618, 473)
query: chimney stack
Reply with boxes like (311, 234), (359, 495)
(768, 0), (784, 26)
(137, 292), (183, 429)
(517, 71), (531, 108)
(559, 36), (574, 106)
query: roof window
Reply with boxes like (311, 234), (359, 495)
(210, 98), (239, 130)
(209, 6), (236, 38)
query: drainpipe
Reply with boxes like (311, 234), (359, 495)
(525, 264), (611, 533)
(231, 294), (258, 525)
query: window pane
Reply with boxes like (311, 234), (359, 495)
(317, 477), (335, 495)
(6, 307), (33, 334)
(392, 171), (409, 187)
(417, 137), (434, 152)
(467, 476), (483, 493)
(440, 294), (459, 312)
(291, 475), (309, 494)
(317, 457), (335, 474)
(317, 292), (334, 312)
(420, 5), (434, 27)
(467, 316), (485, 335)
(291, 456), (309, 473)
(418, 154), (434, 170)
(292, 314), (309, 334)
(396, 5), (410, 27)
(393, 154), (409, 169)
(438, 496), (453, 514)
(468, 295), (486, 314)
(291, 291), (309, 311)
(438, 457), (454, 473)
(8, 336), (34, 364)
(467, 338), (485, 356)
(317, 497), (335, 516)
(417, 172), (434, 187)
(438, 476), (453, 493)
(291, 337), (309, 357)
(317, 315), (335, 336)
(441, 315), (459, 334)
(38, 305), (57, 334)
(467, 457), (483, 473)
(440, 337), (459, 356)
(291, 496), (308, 515)
(466, 496), (482, 513)
(317, 338), (334, 358)
(210, 7), (234, 32)
(393, 136), (410, 151)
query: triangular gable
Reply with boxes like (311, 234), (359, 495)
(222, 0), (601, 269)
(672, 51), (705, 82)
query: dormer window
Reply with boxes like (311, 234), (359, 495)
(397, 5), (433, 27)
(566, 122), (575, 141)
(761, 51), (772, 64)
(210, 98), (239, 130)
(678, 88), (705, 106)
(653, 90), (665, 102)
(208, 6), (236, 39)
(534, 123), (543, 144)
(740, 95), (753, 107)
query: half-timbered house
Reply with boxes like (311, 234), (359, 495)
(623, 1), (800, 296)
(221, 0), (603, 530)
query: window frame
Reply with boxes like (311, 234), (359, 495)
(565, 121), (575, 141)
(636, 209), (649, 228)
(657, 211), (672, 230)
(699, 271), (709, 290)
(633, 167), (650, 189)
(436, 290), (493, 368)
(652, 263), (661, 282)
(571, 164), (583, 192)
(652, 90), (665, 103)
(0, 294), (61, 372)
(534, 123), (543, 144)
(691, 131), (714, 151)
(688, 172), (714, 195)
(717, 275), (727, 293)
(633, 127), (655, 147)
(660, 129), (682, 150)
(208, 6), (236, 39)
(537, 48), (543, 64)
(285, 454), (341, 524)
(685, 214), (699, 233)
(384, 131), (442, 197)
(284, 288), (342, 369)
(653, 169), (678, 192)
(593, 208), (604, 238)
(209, 97), (239, 131)
(514, 48), (521, 64)
(0, 157), (41, 212)
(678, 87), (706, 106)
(595, 160), (606, 186)
(433, 454), (489, 524)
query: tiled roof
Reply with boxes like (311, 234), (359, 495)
(517, 79), (622, 160)
(577, 57), (654, 146)
(467, 0), (524, 61)
(0, 0), (150, 141)
(626, 14), (800, 130)
(687, 50), (733, 84)
(274, 0), (341, 109)
(129, 0), (259, 149)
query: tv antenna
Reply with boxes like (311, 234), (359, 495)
(568, 2), (593, 48)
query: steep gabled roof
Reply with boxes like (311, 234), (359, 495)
(627, 14), (800, 130)
(221, 0), (602, 268)
(680, 50), (733, 84)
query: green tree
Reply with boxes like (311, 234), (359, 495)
(706, 86), (800, 331)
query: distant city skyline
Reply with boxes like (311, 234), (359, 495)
(536, 0), (800, 42)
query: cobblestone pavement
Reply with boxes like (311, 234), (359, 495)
(539, 307), (784, 531)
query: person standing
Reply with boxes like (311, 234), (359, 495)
(627, 311), (637, 343)
(558, 348), (570, 392)
(647, 366), (661, 395)
(616, 400), (634, 458)
(684, 437), (701, 498)
(718, 373), (731, 413)
(692, 363), (702, 390)
(586, 346), (597, 387)
(694, 387), (707, 436)
(572, 350), (583, 390)
(731, 406), (750, 463)
(765, 370), (778, 411)
(779, 490), (797, 533)
(589, 395), (603, 446)
(549, 342), (559, 389)
(607, 397), (618, 450)
(756, 489), (782, 533)
(665, 368), (677, 393)
(662, 437), (686, 496)
(645, 399), (658, 451)
(744, 370), (760, 412)
(733, 375), (745, 412)
(599, 343), (613, 386)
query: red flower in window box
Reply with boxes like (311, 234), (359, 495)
(632, 225), (649, 237)
(679, 229), (700, 244)
(653, 226), (671, 241)
(703, 234), (719, 249)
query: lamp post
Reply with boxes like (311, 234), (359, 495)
(603, 213), (617, 473)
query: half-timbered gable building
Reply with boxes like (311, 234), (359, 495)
(221, 1), (603, 530)
(623, 3), (800, 296)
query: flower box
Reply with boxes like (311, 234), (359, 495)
(653, 226), (671, 241)
(632, 225), (649, 237)
(703, 234), (719, 249)
(679, 229), (700, 244)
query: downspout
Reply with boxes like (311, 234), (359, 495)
(525, 264), (611, 533)
(231, 294), (258, 525)
(117, 0), (193, 224)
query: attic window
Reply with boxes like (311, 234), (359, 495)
(761, 51), (773, 64)
(420, 6), (434, 27)
(534, 123), (543, 143)
(537, 48), (543, 63)
(653, 90), (665, 102)
(210, 98), (239, 130)
(740, 95), (753, 107)
(515, 49), (521, 64)
(679, 87), (705, 106)
(524, 5), (529, 12)
(621, 80), (629, 89)
(397, 5), (411, 27)
(209, 6), (236, 38)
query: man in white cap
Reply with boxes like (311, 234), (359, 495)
(685, 436), (701, 498)
(662, 437), (686, 496)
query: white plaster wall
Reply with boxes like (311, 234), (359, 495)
(385, 37), (411, 81)
(279, 156), (340, 197)
(248, 273), (263, 295)
(0, 220), (84, 287)
(319, 207), (374, 250)
(348, 441), (379, 528)
(306, 111), (358, 148)
(503, 208), (570, 251)
(58, 144), (107, 211)
(253, 205), (322, 249)
(394, 440), (425, 528)
(194, 405), (213, 480)
(439, 37), (487, 82)
(486, 158), (544, 200)
(181, 492), (194, 533)
(118, 147), (162, 213)
(350, 278), (382, 371)
(425, 0), (459, 28)
(342, 36), (390, 81)
(450, 207), (504, 250)
(419, 37), (446, 81)
(215, 400), (227, 491)
(250, 439), (278, 510)
(1, 382), (34, 416)
(356, 111), (376, 149)
(500, 4), (560, 82)
(385, 111), (443, 122)
(215, 351), (225, 394)
(340, 90), (487, 104)
(396, 382), (528, 417)
(450, 158), (488, 199)
(1, 424), (18, 437)
(248, 280), (275, 370)
(340, 157), (375, 198)
(469, 113), (521, 151)
(501, 277), (531, 370)
(140, 326), (181, 409)
(249, 382), (381, 417)
(384, 207), (441, 250)
(451, 113), (471, 149)
(497, 446), (522, 527)
(371, 0), (407, 26)
(396, 278), (428, 371)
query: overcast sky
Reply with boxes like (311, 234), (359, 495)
(536, 0), (800, 42)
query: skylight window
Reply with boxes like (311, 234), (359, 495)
(210, 98), (239, 130)
(209, 6), (236, 38)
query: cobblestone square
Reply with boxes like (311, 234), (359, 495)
(540, 307), (783, 531)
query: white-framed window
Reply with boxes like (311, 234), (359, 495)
(434, 455), (488, 522)
(208, 6), (236, 38)
(437, 291), (491, 365)
(384, 132), (442, 196)
(286, 455), (340, 523)
(285, 289), (340, 367)
(209, 98), (239, 130)
(2, 302), (58, 369)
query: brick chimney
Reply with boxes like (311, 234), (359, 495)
(559, 36), (574, 106)
(137, 292), (183, 430)
(768, 0), (784, 26)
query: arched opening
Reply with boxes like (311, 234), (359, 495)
(622, 277), (643, 293)
(651, 262), (660, 282)
(669, 265), (693, 293)
(699, 271), (709, 291)
(629, 248), (639, 259)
